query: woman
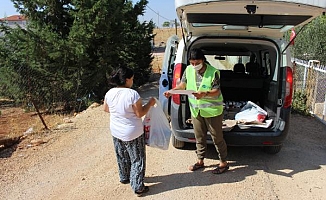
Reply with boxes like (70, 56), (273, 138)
(103, 66), (155, 196)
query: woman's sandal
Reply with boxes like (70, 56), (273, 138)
(212, 164), (229, 174)
(135, 186), (149, 197)
(120, 179), (130, 184)
(188, 163), (205, 171)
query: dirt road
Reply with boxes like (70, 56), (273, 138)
(1, 81), (326, 200)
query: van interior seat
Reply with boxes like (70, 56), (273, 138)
(246, 53), (260, 76)
(233, 63), (245, 74)
(220, 68), (264, 106)
(246, 62), (260, 76)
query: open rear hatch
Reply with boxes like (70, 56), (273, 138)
(175, 0), (326, 39)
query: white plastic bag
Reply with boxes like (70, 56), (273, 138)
(235, 101), (267, 122)
(143, 98), (171, 150)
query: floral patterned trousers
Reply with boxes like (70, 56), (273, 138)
(113, 134), (146, 192)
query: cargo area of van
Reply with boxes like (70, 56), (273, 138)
(161, 35), (293, 153)
(177, 37), (287, 133)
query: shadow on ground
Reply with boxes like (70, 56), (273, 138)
(144, 114), (326, 196)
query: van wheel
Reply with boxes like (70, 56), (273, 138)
(172, 135), (185, 149)
(263, 145), (282, 154)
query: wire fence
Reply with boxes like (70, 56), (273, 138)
(0, 62), (84, 145)
(292, 58), (326, 124)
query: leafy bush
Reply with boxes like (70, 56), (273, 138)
(291, 91), (310, 115)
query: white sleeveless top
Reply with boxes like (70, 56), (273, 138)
(104, 87), (143, 141)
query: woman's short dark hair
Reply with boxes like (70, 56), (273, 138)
(109, 66), (134, 86)
(189, 48), (206, 61)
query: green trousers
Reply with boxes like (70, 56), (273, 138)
(191, 111), (228, 162)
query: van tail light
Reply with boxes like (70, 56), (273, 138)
(172, 63), (182, 105)
(284, 66), (293, 108)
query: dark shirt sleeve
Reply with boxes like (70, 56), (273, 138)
(180, 68), (187, 83)
(211, 71), (220, 90)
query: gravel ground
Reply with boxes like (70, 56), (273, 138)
(1, 80), (326, 200)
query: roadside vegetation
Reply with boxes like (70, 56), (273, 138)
(0, 0), (155, 113)
(286, 15), (326, 115)
(291, 91), (310, 115)
(290, 15), (326, 64)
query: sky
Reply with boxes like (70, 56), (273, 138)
(0, 0), (178, 26)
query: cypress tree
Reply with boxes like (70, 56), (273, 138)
(0, 0), (154, 111)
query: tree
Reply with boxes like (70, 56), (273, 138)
(121, 0), (155, 87)
(163, 21), (170, 28)
(290, 15), (326, 64)
(162, 20), (180, 28)
(0, 0), (154, 111)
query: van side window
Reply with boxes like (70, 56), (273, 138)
(263, 52), (271, 77)
(167, 46), (176, 76)
(168, 63), (175, 76)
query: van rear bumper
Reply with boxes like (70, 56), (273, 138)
(170, 104), (291, 147)
(172, 129), (289, 146)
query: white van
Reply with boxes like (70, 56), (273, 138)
(159, 0), (326, 154)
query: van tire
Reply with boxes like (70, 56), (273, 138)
(263, 145), (282, 154)
(172, 135), (185, 149)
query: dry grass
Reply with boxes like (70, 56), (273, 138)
(151, 54), (164, 74)
(153, 28), (181, 46)
(0, 106), (66, 149)
(0, 107), (66, 135)
(151, 28), (181, 74)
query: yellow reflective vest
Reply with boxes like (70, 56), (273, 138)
(186, 64), (224, 118)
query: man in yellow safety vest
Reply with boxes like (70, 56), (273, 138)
(164, 48), (229, 174)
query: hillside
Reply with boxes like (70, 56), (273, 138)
(152, 28), (182, 47)
(151, 28), (181, 74)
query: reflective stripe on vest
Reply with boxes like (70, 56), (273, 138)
(188, 96), (224, 108)
(186, 64), (224, 117)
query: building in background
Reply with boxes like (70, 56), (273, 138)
(0, 15), (27, 36)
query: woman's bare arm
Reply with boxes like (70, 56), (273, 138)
(132, 97), (156, 118)
(103, 101), (110, 113)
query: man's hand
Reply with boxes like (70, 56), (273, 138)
(192, 91), (207, 99)
(163, 90), (172, 98)
(163, 82), (187, 98)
